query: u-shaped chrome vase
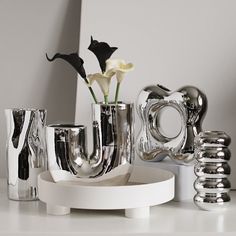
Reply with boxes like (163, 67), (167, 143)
(46, 103), (135, 185)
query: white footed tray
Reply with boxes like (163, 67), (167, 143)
(38, 166), (175, 218)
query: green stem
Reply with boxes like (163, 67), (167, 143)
(84, 78), (98, 103)
(115, 82), (121, 104)
(104, 95), (108, 104)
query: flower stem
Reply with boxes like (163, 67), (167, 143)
(88, 87), (98, 103)
(115, 82), (121, 104)
(104, 95), (108, 104)
(85, 78), (98, 103)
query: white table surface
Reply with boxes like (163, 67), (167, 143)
(0, 179), (236, 236)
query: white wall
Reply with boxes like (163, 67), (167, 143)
(76, 0), (236, 188)
(0, 0), (81, 177)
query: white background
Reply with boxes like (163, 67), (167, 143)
(76, 0), (236, 188)
(0, 0), (81, 177)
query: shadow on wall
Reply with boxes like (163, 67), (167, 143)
(0, 0), (81, 178)
(43, 0), (82, 124)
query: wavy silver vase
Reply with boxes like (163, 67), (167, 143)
(5, 108), (47, 200)
(194, 131), (231, 211)
(46, 103), (134, 185)
(136, 84), (207, 165)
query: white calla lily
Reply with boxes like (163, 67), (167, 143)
(106, 59), (134, 83)
(87, 59), (134, 104)
(105, 59), (134, 103)
(87, 73), (112, 104)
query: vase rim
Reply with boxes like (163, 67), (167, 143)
(5, 108), (46, 112)
(47, 124), (86, 129)
(92, 101), (133, 106)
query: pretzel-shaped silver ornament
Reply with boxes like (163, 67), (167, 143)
(136, 85), (207, 165)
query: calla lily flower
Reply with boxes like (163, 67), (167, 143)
(106, 59), (134, 83)
(105, 59), (134, 103)
(46, 38), (133, 105)
(87, 73), (112, 101)
(46, 52), (86, 79)
(46, 52), (98, 103)
(88, 36), (118, 73)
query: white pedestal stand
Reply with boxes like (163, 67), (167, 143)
(38, 166), (174, 218)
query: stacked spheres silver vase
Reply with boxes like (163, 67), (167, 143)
(194, 131), (231, 211)
(46, 102), (135, 185)
(5, 108), (47, 200)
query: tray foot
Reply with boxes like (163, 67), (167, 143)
(125, 207), (150, 218)
(47, 204), (71, 215)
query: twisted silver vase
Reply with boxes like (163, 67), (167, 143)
(46, 103), (134, 185)
(136, 84), (207, 165)
(194, 131), (231, 211)
(5, 108), (47, 200)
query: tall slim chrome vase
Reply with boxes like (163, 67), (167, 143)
(5, 108), (47, 200)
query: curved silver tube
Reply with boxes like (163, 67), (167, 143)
(46, 103), (134, 185)
(5, 108), (47, 200)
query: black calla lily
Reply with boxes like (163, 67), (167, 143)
(88, 36), (118, 73)
(46, 53), (86, 79)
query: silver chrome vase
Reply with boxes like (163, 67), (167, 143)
(136, 84), (207, 165)
(5, 108), (47, 200)
(46, 102), (134, 185)
(194, 131), (231, 211)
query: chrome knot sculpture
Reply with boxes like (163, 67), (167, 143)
(136, 85), (207, 165)
(46, 103), (134, 185)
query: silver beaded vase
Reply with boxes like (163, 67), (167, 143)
(46, 103), (135, 185)
(194, 131), (231, 210)
(5, 108), (47, 200)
